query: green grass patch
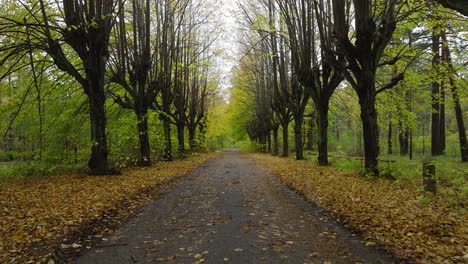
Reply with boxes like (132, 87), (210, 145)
(0, 161), (84, 181)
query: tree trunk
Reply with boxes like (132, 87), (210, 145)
(306, 116), (314, 151)
(440, 89), (446, 153)
(431, 85), (442, 156)
(317, 104), (329, 166)
(409, 129), (413, 160)
(358, 89), (379, 175)
(281, 122), (289, 157)
(452, 87), (468, 162)
(387, 119), (393, 155)
(177, 122), (185, 154)
(161, 109), (173, 161)
(188, 126), (197, 151)
(87, 93), (109, 175)
(273, 126), (279, 156)
(258, 134), (265, 152)
(399, 121), (409, 156)
(294, 116), (304, 160)
(136, 111), (151, 166)
(431, 31), (442, 156)
(267, 131), (272, 153)
(441, 31), (468, 161)
(198, 121), (207, 151)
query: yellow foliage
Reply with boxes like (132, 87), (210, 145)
(251, 154), (467, 263)
(0, 153), (218, 263)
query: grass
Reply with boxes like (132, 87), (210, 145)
(0, 161), (85, 181)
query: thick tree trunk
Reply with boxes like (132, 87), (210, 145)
(294, 116), (304, 160)
(177, 122), (185, 154)
(136, 111), (151, 166)
(87, 93), (109, 175)
(84, 39), (111, 174)
(281, 122), (289, 157)
(317, 104), (329, 166)
(306, 116), (314, 151)
(358, 89), (380, 175)
(188, 126), (197, 151)
(272, 126), (279, 156)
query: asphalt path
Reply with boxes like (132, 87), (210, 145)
(76, 150), (395, 264)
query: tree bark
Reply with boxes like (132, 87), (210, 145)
(137, 111), (151, 166)
(267, 131), (272, 153)
(317, 104), (329, 166)
(294, 117), (304, 160)
(440, 89), (446, 153)
(188, 126), (197, 151)
(272, 126), (279, 156)
(306, 116), (314, 151)
(87, 92), (109, 175)
(441, 32), (468, 162)
(281, 121), (289, 157)
(161, 109), (173, 161)
(177, 122), (185, 154)
(358, 88), (379, 175)
(431, 31), (443, 156)
(452, 84), (468, 162)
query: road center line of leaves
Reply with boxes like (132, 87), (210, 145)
(250, 154), (467, 263)
(0, 153), (219, 263)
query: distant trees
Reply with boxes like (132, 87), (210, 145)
(234, 0), (466, 173)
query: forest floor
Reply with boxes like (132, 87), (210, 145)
(252, 153), (466, 263)
(1, 150), (466, 263)
(75, 149), (394, 264)
(0, 153), (218, 263)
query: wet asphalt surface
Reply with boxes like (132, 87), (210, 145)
(75, 149), (395, 264)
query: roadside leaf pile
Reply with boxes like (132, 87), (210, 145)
(0, 153), (218, 263)
(251, 154), (467, 263)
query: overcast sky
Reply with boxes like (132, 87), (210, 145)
(210, 0), (240, 95)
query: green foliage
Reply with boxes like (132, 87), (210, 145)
(0, 161), (83, 180)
